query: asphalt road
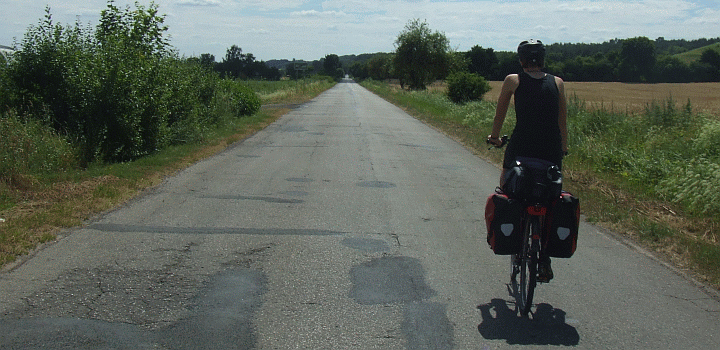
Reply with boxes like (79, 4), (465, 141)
(1, 80), (718, 349)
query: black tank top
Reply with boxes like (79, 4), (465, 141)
(509, 72), (562, 166)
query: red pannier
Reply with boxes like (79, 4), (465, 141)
(485, 192), (523, 255)
(544, 191), (580, 258)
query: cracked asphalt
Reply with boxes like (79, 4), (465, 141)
(1, 80), (719, 349)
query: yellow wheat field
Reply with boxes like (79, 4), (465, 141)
(484, 81), (720, 116)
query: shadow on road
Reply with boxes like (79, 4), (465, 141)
(477, 298), (580, 346)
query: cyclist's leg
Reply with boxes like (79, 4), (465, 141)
(537, 253), (553, 282)
(538, 212), (553, 283)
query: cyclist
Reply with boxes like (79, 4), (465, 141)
(486, 39), (568, 282)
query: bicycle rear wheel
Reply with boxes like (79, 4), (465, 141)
(514, 216), (537, 316)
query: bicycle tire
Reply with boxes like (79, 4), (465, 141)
(516, 216), (538, 316)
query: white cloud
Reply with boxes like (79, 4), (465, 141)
(177, 0), (221, 6)
(291, 10), (348, 17)
(3, 0), (720, 61)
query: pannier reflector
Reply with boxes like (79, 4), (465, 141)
(557, 227), (571, 240)
(501, 224), (515, 236)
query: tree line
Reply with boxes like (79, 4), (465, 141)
(198, 48), (346, 82)
(347, 26), (720, 84)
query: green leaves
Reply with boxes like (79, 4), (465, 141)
(3, 1), (260, 165)
(393, 19), (450, 90)
(446, 72), (490, 104)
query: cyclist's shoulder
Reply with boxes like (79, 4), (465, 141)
(504, 73), (520, 82)
(552, 75), (565, 91)
(502, 74), (521, 91)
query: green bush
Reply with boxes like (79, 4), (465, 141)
(4, 2), (261, 164)
(446, 72), (490, 104)
(213, 79), (261, 120)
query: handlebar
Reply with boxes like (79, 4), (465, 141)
(486, 135), (508, 149)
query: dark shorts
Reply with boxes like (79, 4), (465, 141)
(503, 140), (562, 170)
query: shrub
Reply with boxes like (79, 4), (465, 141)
(4, 3), (261, 164)
(213, 79), (261, 120)
(446, 72), (490, 104)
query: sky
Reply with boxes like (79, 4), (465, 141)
(2, 0), (720, 62)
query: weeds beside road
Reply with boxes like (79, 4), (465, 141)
(362, 79), (720, 290)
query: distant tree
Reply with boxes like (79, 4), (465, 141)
(323, 54), (344, 80)
(466, 45), (499, 79)
(349, 61), (368, 80)
(199, 53), (215, 69)
(497, 52), (520, 78)
(619, 37), (655, 82)
(367, 54), (392, 80)
(393, 19), (450, 90)
(215, 45), (279, 80)
(699, 48), (720, 81)
(700, 48), (720, 67)
(447, 50), (469, 75)
(654, 56), (693, 83)
(323, 54), (340, 73)
(217, 45), (243, 78)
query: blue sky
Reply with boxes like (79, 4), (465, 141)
(2, 0), (719, 61)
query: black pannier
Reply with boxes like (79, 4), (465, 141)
(485, 191), (523, 255)
(502, 157), (562, 203)
(544, 191), (580, 258)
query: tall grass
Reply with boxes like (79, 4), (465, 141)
(362, 79), (720, 286)
(0, 112), (77, 182)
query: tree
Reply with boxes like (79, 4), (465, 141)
(323, 54), (343, 79)
(393, 19), (450, 90)
(655, 56), (693, 83)
(367, 54), (392, 80)
(218, 45), (243, 78)
(96, 1), (169, 57)
(497, 52), (520, 78)
(619, 37), (655, 82)
(467, 45), (499, 80)
(447, 50), (469, 75)
(199, 53), (215, 69)
(700, 48), (720, 81)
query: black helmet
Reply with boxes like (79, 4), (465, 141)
(517, 39), (545, 65)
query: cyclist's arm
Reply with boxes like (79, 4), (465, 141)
(489, 74), (519, 145)
(555, 76), (568, 154)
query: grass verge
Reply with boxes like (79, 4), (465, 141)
(0, 79), (335, 268)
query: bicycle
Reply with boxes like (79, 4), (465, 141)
(486, 136), (560, 317)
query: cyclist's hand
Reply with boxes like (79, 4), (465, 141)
(486, 135), (502, 147)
